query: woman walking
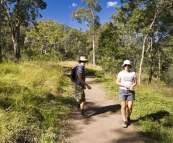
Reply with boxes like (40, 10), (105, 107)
(116, 60), (137, 128)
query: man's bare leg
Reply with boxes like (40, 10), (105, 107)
(80, 102), (85, 115)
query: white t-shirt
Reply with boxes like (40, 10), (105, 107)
(117, 70), (136, 90)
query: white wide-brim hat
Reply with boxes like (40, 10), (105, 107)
(79, 56), (88, 62)
(122, 60), (131, 67)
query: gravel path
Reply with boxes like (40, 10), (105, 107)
(67, 78), (146, 143)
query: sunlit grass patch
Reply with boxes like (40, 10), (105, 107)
(0, 61), (75, 142)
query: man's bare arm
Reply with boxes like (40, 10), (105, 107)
(78, 73), (91, 89)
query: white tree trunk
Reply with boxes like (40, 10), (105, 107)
(158, 51), (161, 79)
(138, 35), (147, 85)
(138, 12), (157, 84)
(93, 35), (95, 65)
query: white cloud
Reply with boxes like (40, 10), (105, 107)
(72, 3), (77, 7)
(107, 1), (118, 8)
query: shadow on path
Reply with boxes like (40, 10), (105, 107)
(130, 110), (170, 124)
(85, 103), (121, 117)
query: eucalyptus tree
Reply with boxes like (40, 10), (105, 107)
(0, 0), (2, 62)
(131, 0), (173, 84)
(26, 19), (64, 58)
(112, 0), (173, 84)
(97, 22), (127, 73)
(61, 28), (87, 60)
(2, 0), (47, 60)
(158, 32), (173, 84)
(84, 24), (101, 63)
(72, 0), (102, 65)
(0, 1), (13, 60)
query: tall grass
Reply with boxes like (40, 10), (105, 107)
(0, 61), (75, 142)
(100, 73), (173, 143)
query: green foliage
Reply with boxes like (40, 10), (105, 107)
(160, 51), (173, 84)
(7, 0), (47, 25)
(73, 0), (102, 27)
(110, 0), (173, 84)
(2, 0), (47, 60)
(0, 62), (75, 142)
(161, 63), (173, 84)
(97, 23), (127, 73)
(25, 19), (88, 61)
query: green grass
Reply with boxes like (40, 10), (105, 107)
(101, 73), (173, 143)
(0, 61), (75, 142)
(1, 61), (172, 143)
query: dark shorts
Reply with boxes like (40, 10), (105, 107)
(119, 89), (135, 102)
(75, 85), (85, 104)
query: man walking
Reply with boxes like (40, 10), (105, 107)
(75, 56), (91, 118)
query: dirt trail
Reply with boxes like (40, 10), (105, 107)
(67, 78), (145, 143)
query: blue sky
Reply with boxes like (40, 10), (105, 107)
(38, 0), (121, 31)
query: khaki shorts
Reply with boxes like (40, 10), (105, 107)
(75, 85), (85, 104)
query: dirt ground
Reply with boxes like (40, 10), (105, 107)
(67, 78), (146, 143)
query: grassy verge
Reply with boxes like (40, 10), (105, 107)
(100, 73), (173, 143)
(0, 61), (75, 142)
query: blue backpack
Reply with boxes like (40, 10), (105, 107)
(70, 66), (77, 82)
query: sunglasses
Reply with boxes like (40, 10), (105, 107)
(124, 64), (131, 67)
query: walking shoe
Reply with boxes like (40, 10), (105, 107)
(77, 103), (80, 109)
(80, 113), (89, 118)
(127, 117), (130, 123)
(122, 121), (128, 128)
(75, 104), (80, 111)
(75, 107), (80, 111)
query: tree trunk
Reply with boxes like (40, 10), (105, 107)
(158, 51), (161, 80)
(13, 41), (20, 60)
(138, 35), (147, 85)
(148, 37), (153, 84)
(12, 22), (21, 60)
(93, 35), (95, 65)
(148, 53), (153, 84)
(138, 11), (157, 84)
(13, 22), (21, 61)
(0, 0), (2, 62)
